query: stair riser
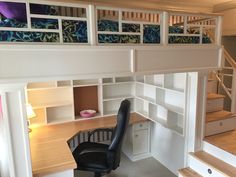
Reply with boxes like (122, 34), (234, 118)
(203, 142), (236, 168)
(189, 156), (225, 177)
(206, 98), (224, 113)
(205, 117), (236, 136)
(207, 80), (218, 93)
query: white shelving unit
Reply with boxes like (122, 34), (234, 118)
(27, 73), (187, 135)
(135, 73), (187, 135)
(102, 77), (135, 115)
(73, 79), (99, 87)
(135, 83), (156, 104)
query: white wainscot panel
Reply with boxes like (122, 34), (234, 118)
(0, 46), (132, 80)
(40, 170), (73, 177)
(135, 47), (221, 73)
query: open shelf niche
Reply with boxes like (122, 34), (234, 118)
(73, 85), (101, 119)
(27, 85), (74, 125)
(102, 76), (135, 115)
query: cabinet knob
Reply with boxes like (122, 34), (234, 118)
(208, 169), (212, 174)
(135, 134), (138, 138)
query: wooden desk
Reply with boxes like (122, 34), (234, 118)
(29, 113), (147, 176)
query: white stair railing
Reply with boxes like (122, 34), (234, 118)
(213, 48), (236, 112)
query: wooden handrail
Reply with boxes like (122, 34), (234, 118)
(213, 71), (232, 99)
(173, 17), (212, 26)
(224, 49), (236, 68)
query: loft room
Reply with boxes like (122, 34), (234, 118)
(1, 0), (236, 177)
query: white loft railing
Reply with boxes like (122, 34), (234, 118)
(213, 48), (236, 112)
(0, 0), (222, 45)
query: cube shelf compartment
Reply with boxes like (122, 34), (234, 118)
(145, 75), (164, 87)
(27, 81), (56, 90)
(103, 97), (134, 115)
(73, 79), (99, 86)
(135, 83), (156, 104)
(73, 86), (99, 119)
(164, 73), (186, 92)
(103, 83), (135, 100)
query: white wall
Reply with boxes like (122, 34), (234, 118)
(150, 122), (185, 175)
(0, 45), (221, 83)
(0, 96), (10, 177)
(222, 36), (236, 59)
(221, 8), (236, 36)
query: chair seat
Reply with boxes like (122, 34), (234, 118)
(73, 142), (110, 172)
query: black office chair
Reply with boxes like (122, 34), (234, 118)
(72, 99), (131, 177)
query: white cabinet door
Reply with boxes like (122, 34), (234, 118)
(133, 129), (149, 155)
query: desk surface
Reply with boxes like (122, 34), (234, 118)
(29, 113), (147, 176)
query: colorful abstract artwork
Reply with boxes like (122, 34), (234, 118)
(122, 23), (140, 33)
(0, 31), (60, 42)
(169, 26), (184, 34)
(143, 24), (160, 44)
(168, 36), (200, 44)
(0, 18), (27, 28)
(30, 3), (86, 17)
(62, 20), (88, 43)
(30, 4), (58, 15)
(97, 19), (119, 32)
(202, 35), (212, 44)
(31, 18), (58, 29)
(98, 34), (140, 43)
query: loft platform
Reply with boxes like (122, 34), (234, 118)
(0, 0), (223, 82)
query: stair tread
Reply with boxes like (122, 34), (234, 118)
(207, 93), (225, 100)
(206, 110), (236, 123)
(178, 167), (202, 177)
(204, 130), (236, 156)
(190, 151), (236, 176)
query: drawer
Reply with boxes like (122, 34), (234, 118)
(133, 129), (149, 155)
(205, 117), (236, 136)
(206, 98), (224, 113)
(189, 155), (224, 177)
(133, 121), (148, 131)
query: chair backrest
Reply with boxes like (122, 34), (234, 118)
(108, 99), (131, 169)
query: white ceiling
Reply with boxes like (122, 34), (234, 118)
(75, 0), (234, 12)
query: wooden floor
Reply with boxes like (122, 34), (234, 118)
(205, 130), (236, 156)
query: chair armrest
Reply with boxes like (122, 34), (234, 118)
(88, 128), (114, 142)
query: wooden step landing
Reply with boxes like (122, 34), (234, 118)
(205, 130), (236, 156)
(190, 151), (236, 177)
(178, 167), (202, 177)
(206, 110), (235, 123)
(207, 93), (225, 100)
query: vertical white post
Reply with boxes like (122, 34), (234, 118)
(88, 5), (96, 45)
(195, 71), (208, 151)
(130, 49), (136, 73)
(0, 83), (32, 177)
(216, 16), (223, 46)
(184, 71), (208, 166)
(231, 68), (236, 113)
(161, 12), (169, 45)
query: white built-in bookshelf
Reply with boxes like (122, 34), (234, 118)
(27, 73), (187, 135)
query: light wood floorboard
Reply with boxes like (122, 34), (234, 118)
(205, 130), (236, 156)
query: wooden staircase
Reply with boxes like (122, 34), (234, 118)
(189, 151), (236, 177)
(179, 150), (236, 177)
(205, 93), (236, 137)
(178, 69), (236, 177)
